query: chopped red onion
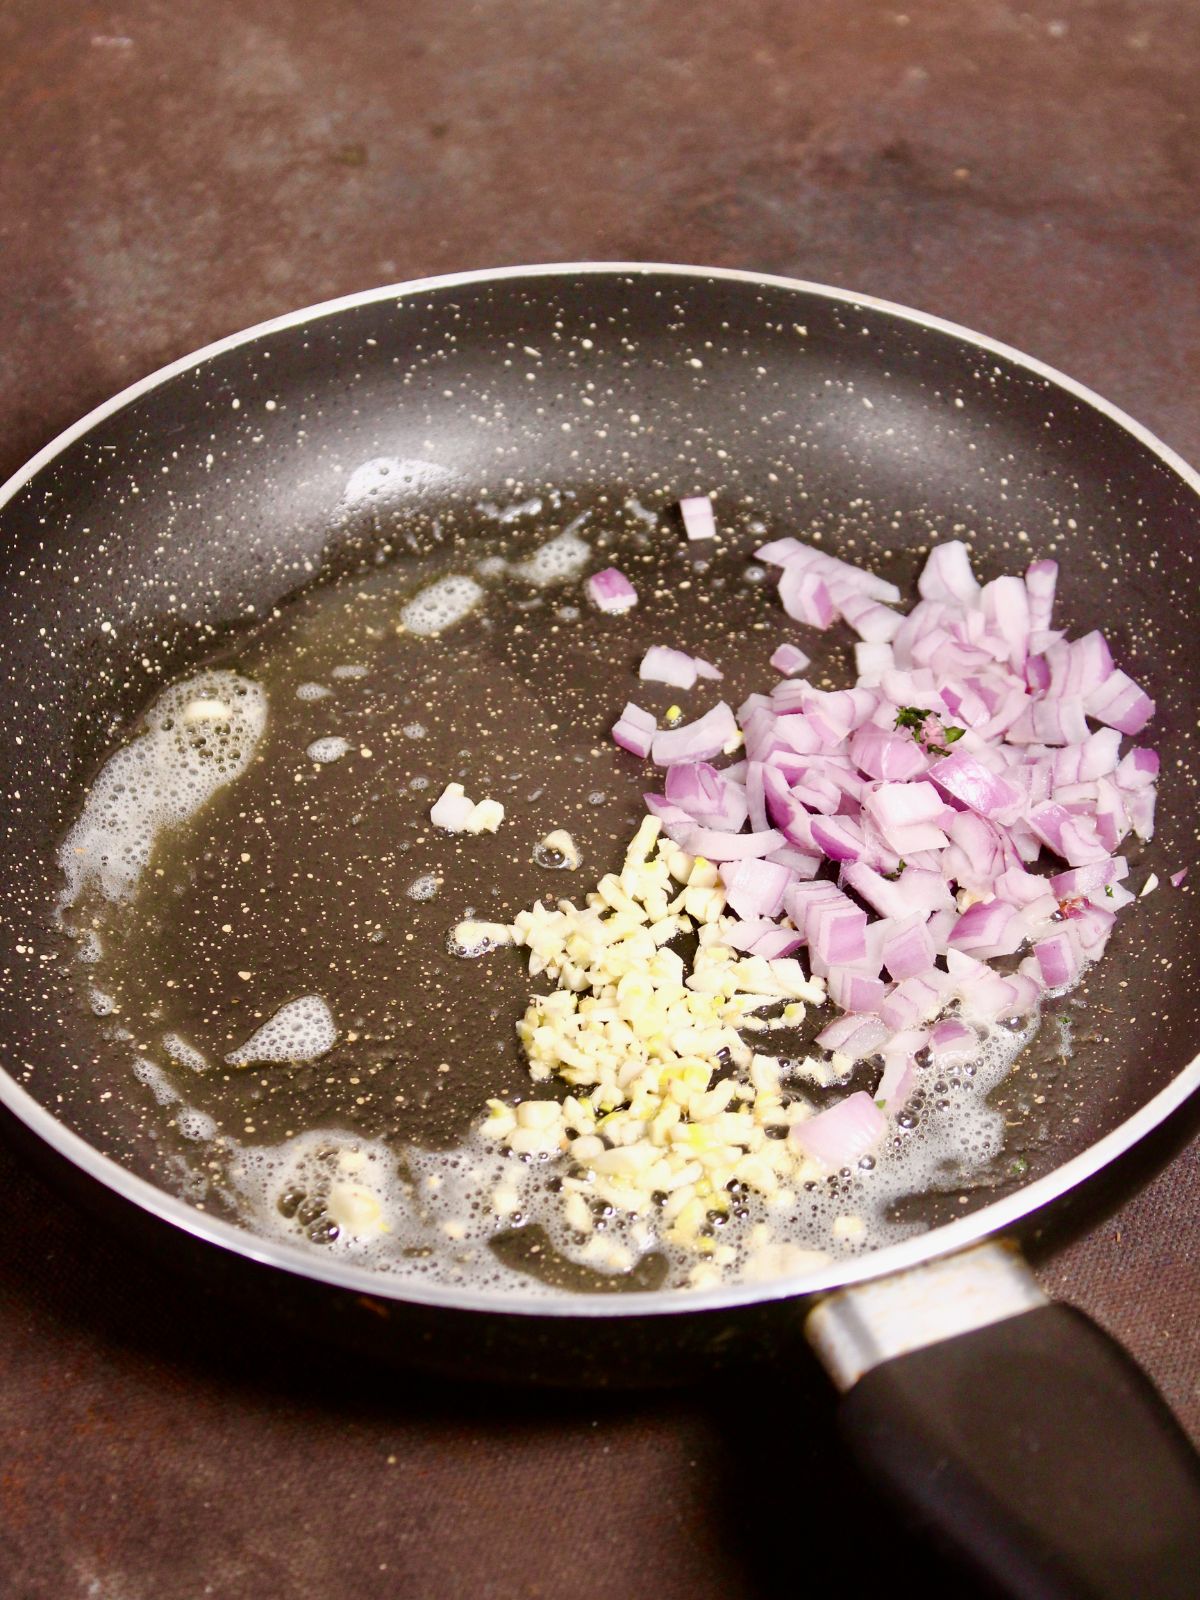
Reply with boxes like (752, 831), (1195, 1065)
(1084, 668), (1155, 736)
(816, 1014), (890, 1059)
(779, 567), (836, 629)
(1028, 802), (1110, 866)
(754, 536), (806, 566)
(928, 751), (1025, 824)
(841, 861), (909, 919)
(1066, 631), (1115, 695)
(642, 794), (700, 842)
(879, 973), (947, 1032)
(1005, 972), (1043, 1016)
(586, 567), (638, 613)
(1077, 727), (1123, 780)
(810, 814), (867, 863)
(1091, 778), (1130, 853)
(807, 897), (868, 974)
(1171, 868), (1188, 888)
(863, 781), (951, 855)
(876, 1048), (918, 1110)
(622, 702), (656, 732)
(1129, 786), (1157, 841)
(1025, 559), (1058, 645)
(918, 540), (980, 606)
(838, 590), (903, 644)
(896, 867), (955, 916)
(836, 917), (888, 980)
(720, 857), (792, 919)
(686, 826), (785, 861)
(826, 968), (886, 1013)
(1115, 746), (1159, 790)
(610, 529), (1157, 1134)
(941, 811), (1006, 894)
(740, 691), (774, 721)
(723, 916), (778, 953)
(761, 766), (820, 850)
(994, 865), (1059, 918)
(640, 646), (700, 689)
(639, 646), (726, 689)
(771, 541), (902, 605)
(751, 927), (806, 959)
(680, 495), (717, 541)
(664, 761), (749, 832)
(1070, 904), (1115, 954)
(1025, 655), (1051, 694)
(741, 708), (778, 763)
(948, 898), (1024, 959)
(949, 967), (1030, 1025)
(782, 879), (845, 941)
(928, 1018), (979, 1064)
(612, 701), (656, 759)
(791, 1092), (885, 1168)
(620, 723), (659, 758)
(651, 702), (738, 766)
(854, 641), (895, 686)
(766, 844), (822, 879)
(1035, 697), (1090, 746)
(770, 643), (811, 677)
(882, 916), (937, 980)
(1033, 929), (1083, 989)
(980, 575), (1031, 671)
(850, 724), (928, 782)
(744, 761), (768, 833)
(924, 906), (958, 950)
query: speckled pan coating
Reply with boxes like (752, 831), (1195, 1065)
(0, 266), (1197, 1359)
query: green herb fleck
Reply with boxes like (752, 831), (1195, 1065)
(927, 725), (966, 756)
(882, 859), (907, 881)
(1105, 885), (1114, 898)
(897, 706), (965, 756)
(1009, 1155), (1030, 1178)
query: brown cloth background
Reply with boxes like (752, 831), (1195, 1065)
(1, 2), (1198, 1595)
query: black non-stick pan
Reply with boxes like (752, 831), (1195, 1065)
(1, 265), (1198, 1597)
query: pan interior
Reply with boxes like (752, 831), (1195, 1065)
(2, 268), (1197, 1305)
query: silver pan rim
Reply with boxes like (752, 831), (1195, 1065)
(2, 259), (1197, 1321)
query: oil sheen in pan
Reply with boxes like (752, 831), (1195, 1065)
(56, 492), (1099, 1295)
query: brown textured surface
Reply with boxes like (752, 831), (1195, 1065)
(1, 1), (1198, 1596)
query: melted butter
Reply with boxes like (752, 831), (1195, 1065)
(58, 498), (1089, 1295)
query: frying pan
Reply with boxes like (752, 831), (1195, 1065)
(1, 264), (1198, 1597)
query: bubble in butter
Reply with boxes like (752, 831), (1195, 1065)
(59, 670), (267, 905)
(399, 574), (484, 636)
(225, 994), (338, 1066)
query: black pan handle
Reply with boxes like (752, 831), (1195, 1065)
(807, 1243), (1200, 1600)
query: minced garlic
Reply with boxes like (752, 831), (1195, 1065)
(430, 781), (506, 834)
(325, 1181), (388, 1238)
(535, 828), (582, 869)
(479, 814), (828, 1253)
